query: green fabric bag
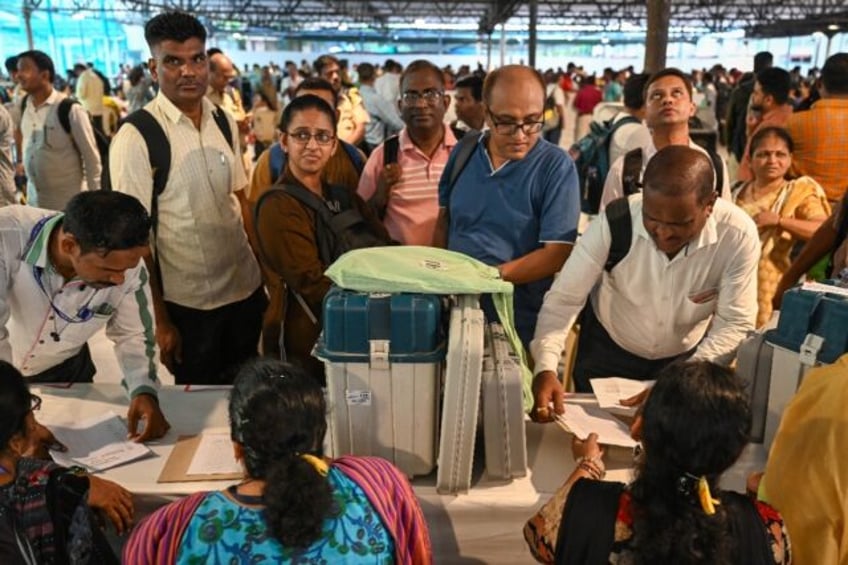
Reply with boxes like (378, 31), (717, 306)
(325, 246), (534, 411)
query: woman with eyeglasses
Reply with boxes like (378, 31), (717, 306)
(253, 95), (388, 378)
(124, 358), (431, 564)
(0, 361), (132, 564)
(732, 126), (831, 327)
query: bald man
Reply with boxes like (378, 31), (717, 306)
(433, 65), (580, 352)
(206, 50), (249, 135)
(530, 146), (759, 421)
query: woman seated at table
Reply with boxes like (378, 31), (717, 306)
(123, 358), (431, 564)
(524, 361), (790, 564)
(254, 94), (388, 376)
(732, 126), (831, 327)
(0, 361), (132, 564)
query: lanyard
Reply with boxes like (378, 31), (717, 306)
(26, 215), (97, 326)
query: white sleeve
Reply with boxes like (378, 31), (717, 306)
(599, 155), (625, 212)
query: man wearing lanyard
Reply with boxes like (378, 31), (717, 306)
(0, 191), (169, 442)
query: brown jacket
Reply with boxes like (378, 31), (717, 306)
(254, 175), (388, 373)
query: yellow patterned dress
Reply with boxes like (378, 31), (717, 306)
(734, 176), (831, 327)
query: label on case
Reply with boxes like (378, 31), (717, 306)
(345, 390), (372, 406)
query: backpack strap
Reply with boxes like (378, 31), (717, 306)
(706, 148), (724, 194)
(621, 148), (643, 196)
(120, 109), (171, 219)
(446, 131), (479, 194)
(268, 143), (286, 183)
(604, 196), (633, 273)
(57, 98), (76, 134)
(340, 140), (365, 174)
(211, 105), (234, 150)
(383, 135), (400, 167)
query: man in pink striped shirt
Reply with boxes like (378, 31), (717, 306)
(357, 60), (456, 245)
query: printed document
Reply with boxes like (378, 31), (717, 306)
(557, 402), (638, 448)
(186, 430), (242, 476)
(589, 377), (654, 415)
(47, 411), (152, 472)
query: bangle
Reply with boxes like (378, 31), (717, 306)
(575, 455), (606, 479)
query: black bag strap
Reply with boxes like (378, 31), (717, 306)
(706, 147), (724, 194)
(622, 148), (643, 196)
(554, 478), (624, 565)
(605, 196), (633, 273)
(120, 109), (171, 223)
(57, 98), (75, 134)
(212, 105), (234, 150)
(383, 135), (400, 166)
(446, 130), (479, 195)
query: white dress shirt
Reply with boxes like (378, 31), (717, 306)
(110, 92), (261, 310)
(600, 138), (731, 211)
(0, 206), (159, 398)
(531, 195), (759, 374)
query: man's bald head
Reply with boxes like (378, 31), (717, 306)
(482, 65), (546, 106)
(643, 146), (715, 204)
(208, 52), (236, 92)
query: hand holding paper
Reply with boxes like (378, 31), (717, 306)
(556, 402), (638, 448)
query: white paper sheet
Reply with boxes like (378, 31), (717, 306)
(589, 377), (654, 415)
(557, 402), (638, 448)
(47, 411), (152, 472)
(186, 431), (242, 476)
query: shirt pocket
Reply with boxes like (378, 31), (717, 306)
(683, 286), (719, 319)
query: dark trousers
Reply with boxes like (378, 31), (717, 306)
(29, 344), (96, 384)
(572, 304), (694, 392)
(165, 287), (267, 385)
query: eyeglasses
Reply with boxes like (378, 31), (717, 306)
(401, 89), (444, 104)
(29, 394), (42, 412)
(487, 112), (544, 136)
(287, 130), (336, 146)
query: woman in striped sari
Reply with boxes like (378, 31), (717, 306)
(123, 358), (431, 564)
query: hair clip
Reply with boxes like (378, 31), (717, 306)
(685, 473), (720, 515)
(300, 453), (329, 477)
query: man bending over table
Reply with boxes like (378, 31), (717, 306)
(0, 191), (169, 442)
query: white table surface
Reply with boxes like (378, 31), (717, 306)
(36, 328), (768, 564)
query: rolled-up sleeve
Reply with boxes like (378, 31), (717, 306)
(105, 263), (159, 399)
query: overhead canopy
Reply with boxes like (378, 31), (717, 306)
(106, 0), (848, 36)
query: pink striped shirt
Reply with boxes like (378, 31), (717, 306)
(358, 127), (457, 245)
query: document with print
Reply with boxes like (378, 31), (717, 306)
(590, 377), (654, 415)
(186, 430), (242, 476)
(557, 402), (638, 448)
(47, 411), (152, 472)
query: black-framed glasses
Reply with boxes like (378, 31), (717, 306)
(287, 130), (335, 146)
(401, 89), (444, 104)
(487, 112), (544, 136)
(29, 394), (42, 412)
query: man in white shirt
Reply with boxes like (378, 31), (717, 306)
(0, 191), (169, 441)
(110, 12), (264, 385)
(607, 73), (652, 166)
(375, 59), (402, 104)
(74, 63), (105, 133)
(530, 146), (758, 420)
(17, 51), (101, 210)
(600, 68), (730, 211)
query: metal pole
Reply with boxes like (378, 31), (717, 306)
(644, 0), (671, 73)
(23, 1), (35, 50)
(528, 0), (538, 68)
(487, 33), (493, 70)
(499, 22), (506, 67)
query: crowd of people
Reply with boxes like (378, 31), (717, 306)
(0, 7), (846, 564)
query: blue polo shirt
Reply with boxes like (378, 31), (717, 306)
(439, 134), (580, 348)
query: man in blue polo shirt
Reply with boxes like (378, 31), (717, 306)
(433, 65), (580, 350)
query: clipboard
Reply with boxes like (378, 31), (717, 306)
(158, 434), (244, 483)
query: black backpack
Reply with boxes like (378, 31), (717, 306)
(22, 94), (112, 190)
(255, 183), (390, 267)
(569, 116), (641, 214)
(116, 107), (233, 231)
